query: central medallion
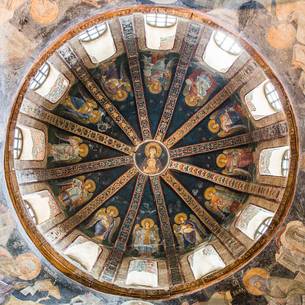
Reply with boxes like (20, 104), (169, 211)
(134, 140), (170, 176)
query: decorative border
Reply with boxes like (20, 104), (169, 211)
(4, 5), (299, 300)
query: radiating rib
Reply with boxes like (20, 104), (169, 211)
(21, 100), (133, 156)
(16, 156), (134, 184)
(162, 172), (245, 258)
(57, 45), (141, 146)
(101, 174), (147, 282)
(170, 121), (288, 159)
(164, 60), (260, 148)
(150, 176), (183, 286)
(154, 23), (202, 142)
(45, 167), (138, 243)
(120, 16), (152, 140)
(170, 161), (283, 201)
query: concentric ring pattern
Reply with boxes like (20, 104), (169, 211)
(4, 6), (298, 299)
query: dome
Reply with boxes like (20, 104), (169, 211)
(4, 5), (298, 301)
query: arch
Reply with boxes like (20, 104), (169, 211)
(235, 204), (274, 240)
(63, 236), (102, 272)
(126, 259), (158, 288)
(144, 13), (177, 50)
(188, 245), (225, 279)
(78, 22), (116, 64)
(259, 146), (290, 177)
(22, 190), (60, 225)
(29, 62), (69, 103)
(203, 31), (243, 73)
(15, 125), (46, 161)
(245, 80), (283, 120)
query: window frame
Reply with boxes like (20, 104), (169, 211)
(281, 149), (290, 177)
(29, 62), (51, 91)
(254, 217), (272, 240)
(145, 13), (177, 28)
(264, 81), (282, 112)
(213, 31), (242, 56)
(78, 23), (108, 43)
(13, 127), (23, 159)
(24, 200), (38, 225)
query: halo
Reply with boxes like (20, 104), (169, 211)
(204, 187), (216, 200)
(174, 213), (188, 224)
(243, 268), (270, 296)
(216, 154), (227, 168)
(15, 252), (42, 281)
(107, 206), (119, 217)
(185, 95), (199, 107)
(141, 218), (155, 229)
(84, 179), (96, 192)
(115, 89), (128, 102)
(79, 143), (89, 157)
(144, 142), (162, 158)
(148, 80), (162, 94)
(208, 119), (220, 133)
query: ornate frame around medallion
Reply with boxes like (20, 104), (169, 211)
(4, 5), (299, 300)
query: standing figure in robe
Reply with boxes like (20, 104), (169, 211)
(216, 148), (253, 177)
(132, 218), (160, 256)
(204, 186), (242, 220)
(48, 134), (89, 164)
(183, 70), (214, 107)
(84, 206), (120, 244)
(143, 54), (175, 94)
(99, 60), (132, 102)
(57, 176), (96, 210)
(173, 213), (206, 250)
(208, 103), (248, 137)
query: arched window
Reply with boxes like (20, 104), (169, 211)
(78, 22), (116, 64)
(29, 62), (50, 91)
(245, 79), (282, 120)
(254, 217), (272, 240)
(24, 200), (38, 225)
(145, 13), (177, 28)
(78, 23), (107, 42)
(188, 245), (225, 279)
(13, 127), (23, 159)
(264, 81), (282, 112)
(235, 204), (274, 240)
(126, 260), (158, 288)
(259, 146), (289, 177)
(203, 31), (243, 73)
(281, 149), (290, 177)
(214, 31), (242, 56)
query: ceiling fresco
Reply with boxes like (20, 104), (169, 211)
(0, 1), (305, 305)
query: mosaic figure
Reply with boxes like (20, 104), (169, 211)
(204, 186), (241, 220)
(173, 213), (206, 250)
(183, 70), (214, 107)
(208, 103), (248, 137)
(141, 143), (162, 175)
(243, 268), (305, 305)
(132, 218), (160, 256)
(99, 60), (132, 102)
(85, 206), (120, 243)
(57, 176), (96, 209)
(216, 148), (253, 177)
(61, 95), (112, 132)
(143, 54), (175, 94)
(48, 134), (89, 163)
